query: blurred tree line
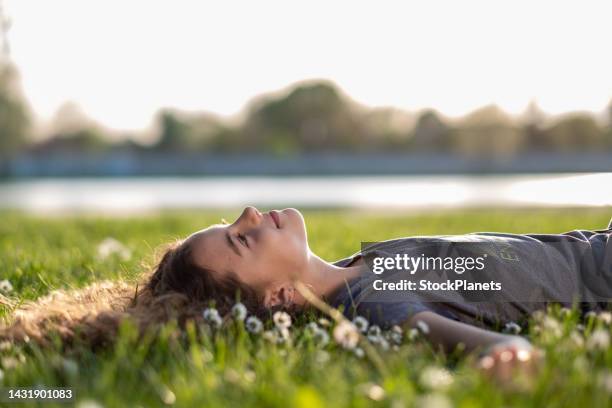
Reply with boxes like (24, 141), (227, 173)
(138, 81), (612, 156)
(2, 75), (612, 158)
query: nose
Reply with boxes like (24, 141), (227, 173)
(237, 206), (261, 225)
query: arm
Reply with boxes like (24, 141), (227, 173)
(407, 311), (541, 382)
(406, 311), (527, 354)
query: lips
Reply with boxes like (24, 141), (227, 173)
(269, 210), (281, 228)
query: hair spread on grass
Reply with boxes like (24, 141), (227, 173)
(0, 238), (293, 350)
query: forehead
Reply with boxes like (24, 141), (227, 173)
(187, 225), (233, 272)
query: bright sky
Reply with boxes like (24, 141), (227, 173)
(5, 0), (612, 131)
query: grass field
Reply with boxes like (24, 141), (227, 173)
(1, 207), (611, 407)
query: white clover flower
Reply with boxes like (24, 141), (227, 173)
(0, 341), (11, 351)
(559, 307), (572, 318)
(231, 303), (247, 321)
(392, 325), (403, 335)
(597, 311), (612, 325)
(587, 329), (610, 351)
(503, 322), (522, 335)
(312, 328), (330, 347)
(318, 318), (331, 327)
(333, 320), (360, 349)
(273, 311), (292, 329)
(353, 347), (365, 358)
(416, 320), (430, 335)
(203, 308), (222, 329)
(245, 316), (263, 334)
(584, 311), (598, 320)
(352, 316), (369, 333)
(0, 280), (13, 293)
(96, 237), (131, 261)
(419, 366), (454, 391)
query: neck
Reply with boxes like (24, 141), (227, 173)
(292, 251), (365, 306)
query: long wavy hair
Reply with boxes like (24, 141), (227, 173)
(0, 238), (290, 350)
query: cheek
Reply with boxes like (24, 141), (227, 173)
(259, 230), (307, 268)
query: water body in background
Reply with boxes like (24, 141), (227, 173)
(0, 173), (611, 213)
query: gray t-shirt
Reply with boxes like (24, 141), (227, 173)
(329, 218), (612, 329)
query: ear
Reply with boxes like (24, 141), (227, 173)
(263, 284), (295, 308)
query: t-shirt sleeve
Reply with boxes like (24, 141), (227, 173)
(354, 301), (430, 328)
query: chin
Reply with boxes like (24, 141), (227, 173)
(282, 208), (308, 239)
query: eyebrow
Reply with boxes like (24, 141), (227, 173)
(225, 230), (241, 257)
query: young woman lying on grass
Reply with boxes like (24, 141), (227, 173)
(2, 206), (611, 380)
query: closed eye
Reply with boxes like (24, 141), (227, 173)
(237, 233), (249, 248)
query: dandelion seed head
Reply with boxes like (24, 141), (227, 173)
(352, 316), (369, 333)
(390, 330), (403, 345)
(503, 322), (522, 335)
(367, 325), (381, 338)
(203, 308), (222, 329)
(0, 279), (13, 293)
(231, 303), (247, 321)
(245, 316), (263, 334)
(96, 237), (131, 261)
(312, 328), (330, 347)
(333, 321), (359, 350)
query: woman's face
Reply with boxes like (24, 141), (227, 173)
(186, 206), (310, 297)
